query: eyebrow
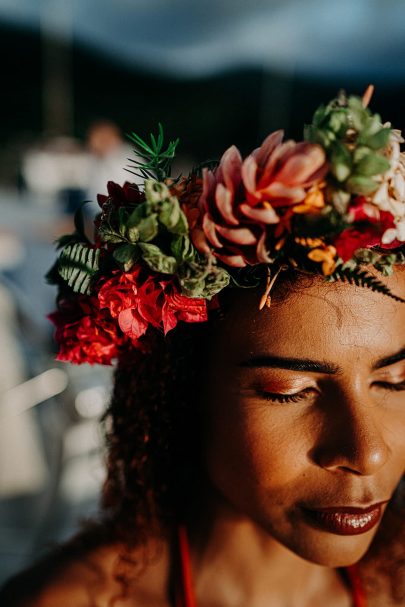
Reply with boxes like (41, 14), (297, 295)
(240, 346), (405, 374)
(372, 347), (405, 370)
(239, 356), (340, 374)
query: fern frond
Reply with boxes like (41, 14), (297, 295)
(58, 244), (100, 295)
(327, 265), (405, 303)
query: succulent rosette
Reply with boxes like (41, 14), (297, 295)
(192, 132), (328, 267)
(47, 91), (405, 365)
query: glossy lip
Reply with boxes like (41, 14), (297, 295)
(301, 501), (388, 536)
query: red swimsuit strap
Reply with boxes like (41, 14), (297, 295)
(176, 524), (367, 607)
(345, 564), (368, 607)
(175, 525), (197, 607)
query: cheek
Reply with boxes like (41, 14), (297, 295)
(204, 398), (312, 501)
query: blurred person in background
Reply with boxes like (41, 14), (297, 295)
(21, 137), (91, 215)
(85, 120), (138, 215)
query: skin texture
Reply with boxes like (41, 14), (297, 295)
(200, 269), (405, 583)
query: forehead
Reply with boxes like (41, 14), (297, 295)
(215, 271), (405, 366)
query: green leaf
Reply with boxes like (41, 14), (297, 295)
(127, 226), (140, 242)
(159, 200), (188, 235)
(353, 146), (371, 163)
(127, 204), (146, 228)
(179, 262), (230, 298)
(159, 199), (180, 228)
(330, 141), (352, 182)
(346, 98), (368, 131)
(346, 174), (379, 195)
(118, 208), (129, 236)
(113, 243), (139, 271)
(172, 209), (189, 235)
(354, 153), (390, 177)
(137, 214), (159, 242)
(171, 234), (195, 262)
(311, 104), (327, 127)
(359, 114), (383, 139)
(58, 244), (100, 295)
(329, 109), (348, 135)
(359, 127), (391, 150)
(98, 227), (126, 244)
(304, 125), (334, 148)
(139, 243), (177, 274)
(354, 249), (404, 277)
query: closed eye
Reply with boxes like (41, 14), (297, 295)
(257, 387), (318, 404)
(373, 380), (405, 392)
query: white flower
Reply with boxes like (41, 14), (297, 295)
(370, 128), (405, 222)
(381, 217), (405, 244)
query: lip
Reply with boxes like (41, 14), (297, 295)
(301, 501), (388, 536)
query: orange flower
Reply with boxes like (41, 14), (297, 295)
(292, 183), (326, 214)
(307, 245), (337, 276)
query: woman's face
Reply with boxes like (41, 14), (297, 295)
(202, 270), (405, 567)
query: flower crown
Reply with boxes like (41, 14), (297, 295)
(48, 87), (405, 365)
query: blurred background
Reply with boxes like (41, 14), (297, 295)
(1, 0), (405, 584)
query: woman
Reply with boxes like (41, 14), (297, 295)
(1, 88), (404, 606)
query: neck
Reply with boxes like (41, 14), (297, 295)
(186, 484), (350, 607)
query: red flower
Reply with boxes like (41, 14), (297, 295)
(333, 200), (396, 261)
(333, 227), (383, 261)
(48, 296), (125, 365)
(97, 180), (144, 210)
(95, 181), (144, 240)
(98, 267), (208, 339)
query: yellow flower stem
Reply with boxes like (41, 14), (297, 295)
(259, 265), (286, 310)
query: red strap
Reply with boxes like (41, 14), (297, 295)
(346, 564), (368, 607)
(177, 524), (197, 607)
(177, 525), (367, 607)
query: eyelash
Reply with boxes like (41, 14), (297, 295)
(258, 388), (316, 404)
(375, 380), (405, 392)
(258, 381), (405, 404)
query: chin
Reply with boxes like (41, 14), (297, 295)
(277, 525), (378, 568)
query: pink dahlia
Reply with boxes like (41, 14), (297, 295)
(192, 131), (327, 267)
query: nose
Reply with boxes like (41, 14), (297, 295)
(313, 387), (391, 476)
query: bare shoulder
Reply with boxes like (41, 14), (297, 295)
(0, 541), (122, 607)
(0, 528), (171, 607)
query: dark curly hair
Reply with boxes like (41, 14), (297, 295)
(101, 318), (217, 543)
